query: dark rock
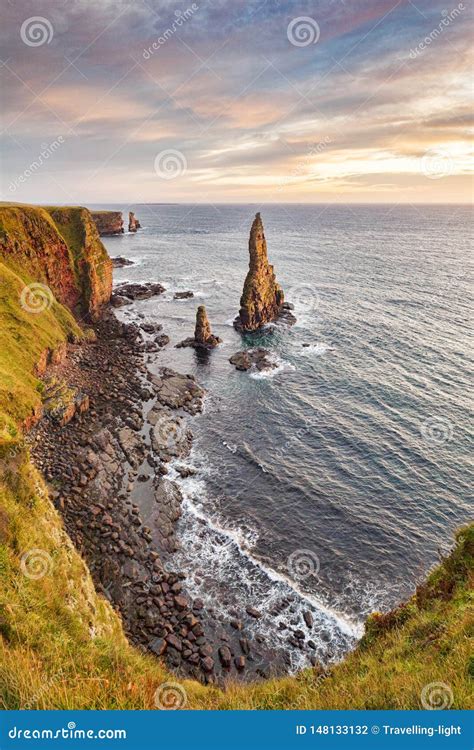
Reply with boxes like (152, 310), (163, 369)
(115, 282), (165, 300)
(229, 348), (277, 372)
(201, 656), (214, 672)
(111, 256), (134, 268)
(174, 291), (194, 299)
(234, 655), (246, 670)
(303, 610), (313, 629)
(218, 645), (232, 668)
(245, 606), (263, 619)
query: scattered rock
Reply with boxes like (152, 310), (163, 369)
(229, 348), (277, 372)
(111, 256), (134, 268)
(303, 611), (313, 629)
(110, 294), (132, 308)
(115, 282), (165, 300)
(174, 291), (194, 300)
(246, 606), (263, 619)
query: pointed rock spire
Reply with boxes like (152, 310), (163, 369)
(194, 305), (214, 344)
(234, 213), (285, 331)
(176, 305), (221, 350)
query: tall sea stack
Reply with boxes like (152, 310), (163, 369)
(234, 213), (285, 332)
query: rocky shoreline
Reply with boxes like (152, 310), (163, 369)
(28, 308), (291, 685)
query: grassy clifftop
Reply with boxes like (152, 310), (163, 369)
(0, 204), (112, 320)
(1, 452), (471, 709)
(0, 203), (111, 446)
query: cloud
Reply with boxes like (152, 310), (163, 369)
(0, 0), (472, 203)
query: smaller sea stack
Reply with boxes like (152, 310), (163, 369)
(176, 305), (221, 350)
(234, 212), (285, 332)
(128, 211), (141, 232)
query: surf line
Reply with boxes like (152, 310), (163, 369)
(175, 479), (363, 640)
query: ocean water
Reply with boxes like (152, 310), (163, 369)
(99, 203), (473, 671)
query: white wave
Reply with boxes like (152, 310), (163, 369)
(249, 356), (296, 380)
(299, 343), (332, 356)
(172, 467), (362, 640)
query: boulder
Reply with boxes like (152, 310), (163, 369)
(229, 348), (277, 372)
(111, 256), (134, 268)
(174, 291), (194, 300)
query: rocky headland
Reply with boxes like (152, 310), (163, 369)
(234, 213), (294, 332)
(91, 210), (124, 236)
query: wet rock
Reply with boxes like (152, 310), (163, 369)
(246, 606), (263, 619)
(303, 610), (313, 629)
(110, 294), (132, 308)
(111, 256), (134, 268)
(229, 348), (277, 372)
(174, 291), (194, 299)
(115, 282), (165, 300)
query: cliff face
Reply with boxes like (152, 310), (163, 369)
(0, 203), (110, 437)
(234, 213), (284, 331)
(91, 210), (124, 236)
(47, 207), (112, 319)
(0, 205), (112, 319)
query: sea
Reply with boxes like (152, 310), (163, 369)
(97, 202), (473, 672)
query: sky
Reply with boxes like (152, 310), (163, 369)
(1, 0), (473, 204)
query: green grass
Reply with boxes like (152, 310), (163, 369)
(0, 261), (80, 448)
(1, 442), (472, 709)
